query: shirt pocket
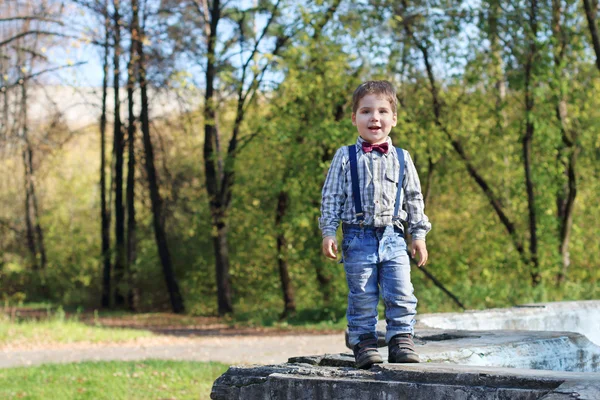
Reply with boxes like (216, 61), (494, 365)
(382, 167), (399, 207)
(385, 167), (399, 184)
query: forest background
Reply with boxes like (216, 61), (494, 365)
(1, 0), (599, 324)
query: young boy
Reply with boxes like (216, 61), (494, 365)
(319, 80), (431, 369)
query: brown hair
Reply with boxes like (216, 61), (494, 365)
(352, 80), (397, 114)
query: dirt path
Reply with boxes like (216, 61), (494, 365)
(0, 333), (349, 369)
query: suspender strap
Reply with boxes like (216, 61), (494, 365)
(347, 145), (364, 222)
(393, 147), (405, 221)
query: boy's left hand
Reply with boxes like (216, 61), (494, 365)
(412, 240), (428, 267)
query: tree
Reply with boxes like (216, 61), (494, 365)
(161, 0), (302, 314)
(0, 0), (66, 289)
(135, 0), (185, 313)
(100, 0), (112, 309)
(125, 0), (139, 309)
(583, 0), (600, 70)
(552, 0), (580, 282)
(111, 0), (126, 307)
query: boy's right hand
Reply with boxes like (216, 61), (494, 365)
(322, 236), (338, 260)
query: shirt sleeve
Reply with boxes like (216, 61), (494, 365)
(319, 147), (346, 238)
(403, 150), (431, 240)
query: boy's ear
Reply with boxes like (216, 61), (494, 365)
(392, 113), (397, 127)
(351, 113), (357, 126)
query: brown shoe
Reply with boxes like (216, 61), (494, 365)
(388, 333), (420, 363)
(353, 333), (383, 369)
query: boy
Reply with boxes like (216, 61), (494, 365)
(319, 80), (431, 369)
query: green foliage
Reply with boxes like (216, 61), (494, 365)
(1, 0), (599, 322)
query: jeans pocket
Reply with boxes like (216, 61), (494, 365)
(341, 234), (360, 262)
(342, 234), (358, 253)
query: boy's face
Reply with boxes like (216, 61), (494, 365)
(352, 94), (397, 144)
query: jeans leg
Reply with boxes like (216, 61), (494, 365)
(378, 230), (417, 343)
(343, 230), (380, 347)
(345, 261), (379, 346)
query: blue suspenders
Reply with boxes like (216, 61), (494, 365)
(392, 147), (405, 221)
(347, 145), (405, 227)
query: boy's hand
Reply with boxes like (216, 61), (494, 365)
(322, 236), (338, 260)
(412, 239), (428, 267)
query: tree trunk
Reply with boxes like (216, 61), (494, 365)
(20, 75), (47, 271)
(100, 0), (111, 309)
(488, 0), (506, 119)
(28, 144), (46, 271)
(583, 0), (600, 71)
(212, 217), (233, 315)
(125, 0), (139, 310)
(22, 147), (38, 270)
(20, 72), (48, 299)
(112, 0), (126, 307)
(523, 0), (540, 286)
(276, 190), (296, 319)
(1, 78), (8, 140)
(552, 0), (579, 283)
(137, 18), (185, 314)
(203, 0), (233, 315)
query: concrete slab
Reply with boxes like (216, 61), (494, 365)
(410, 300), (600, 346)
(210, 362), (600, 399)
(211, 301), (600, 399)
(344, 329), (600, 372)
(326, 329), (600, 372)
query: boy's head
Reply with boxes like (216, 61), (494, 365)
(351, 81), (398, 145)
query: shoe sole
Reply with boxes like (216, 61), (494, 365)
(356, 354), (383, 369)
(388, 354), (420, 363)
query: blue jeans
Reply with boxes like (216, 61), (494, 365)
(342, 224), (417, 346)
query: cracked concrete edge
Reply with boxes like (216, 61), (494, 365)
(210, 362), (600, 400)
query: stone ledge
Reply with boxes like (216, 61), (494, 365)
(411, 300), (600, 346)
(210, 362), (600, 400)
(346, 329), (600, 372)
(211, 301), (600, 399)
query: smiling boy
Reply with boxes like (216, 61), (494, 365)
(319, 80), (431, 369)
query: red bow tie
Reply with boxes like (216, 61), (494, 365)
(362, 141), (389, 154)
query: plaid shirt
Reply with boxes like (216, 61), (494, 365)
(319, 136), (431, 240)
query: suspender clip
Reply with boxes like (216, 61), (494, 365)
(356, 213), (364, 228)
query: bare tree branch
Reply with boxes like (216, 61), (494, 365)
(2, 62), (87, 90)
(0, 16), (64, 24)
(0, 31), (79, 48)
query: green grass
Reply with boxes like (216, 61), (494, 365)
(0, 314), (154, 347)
(0, 360), (229, 400)
(0, 303), (348, 349)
